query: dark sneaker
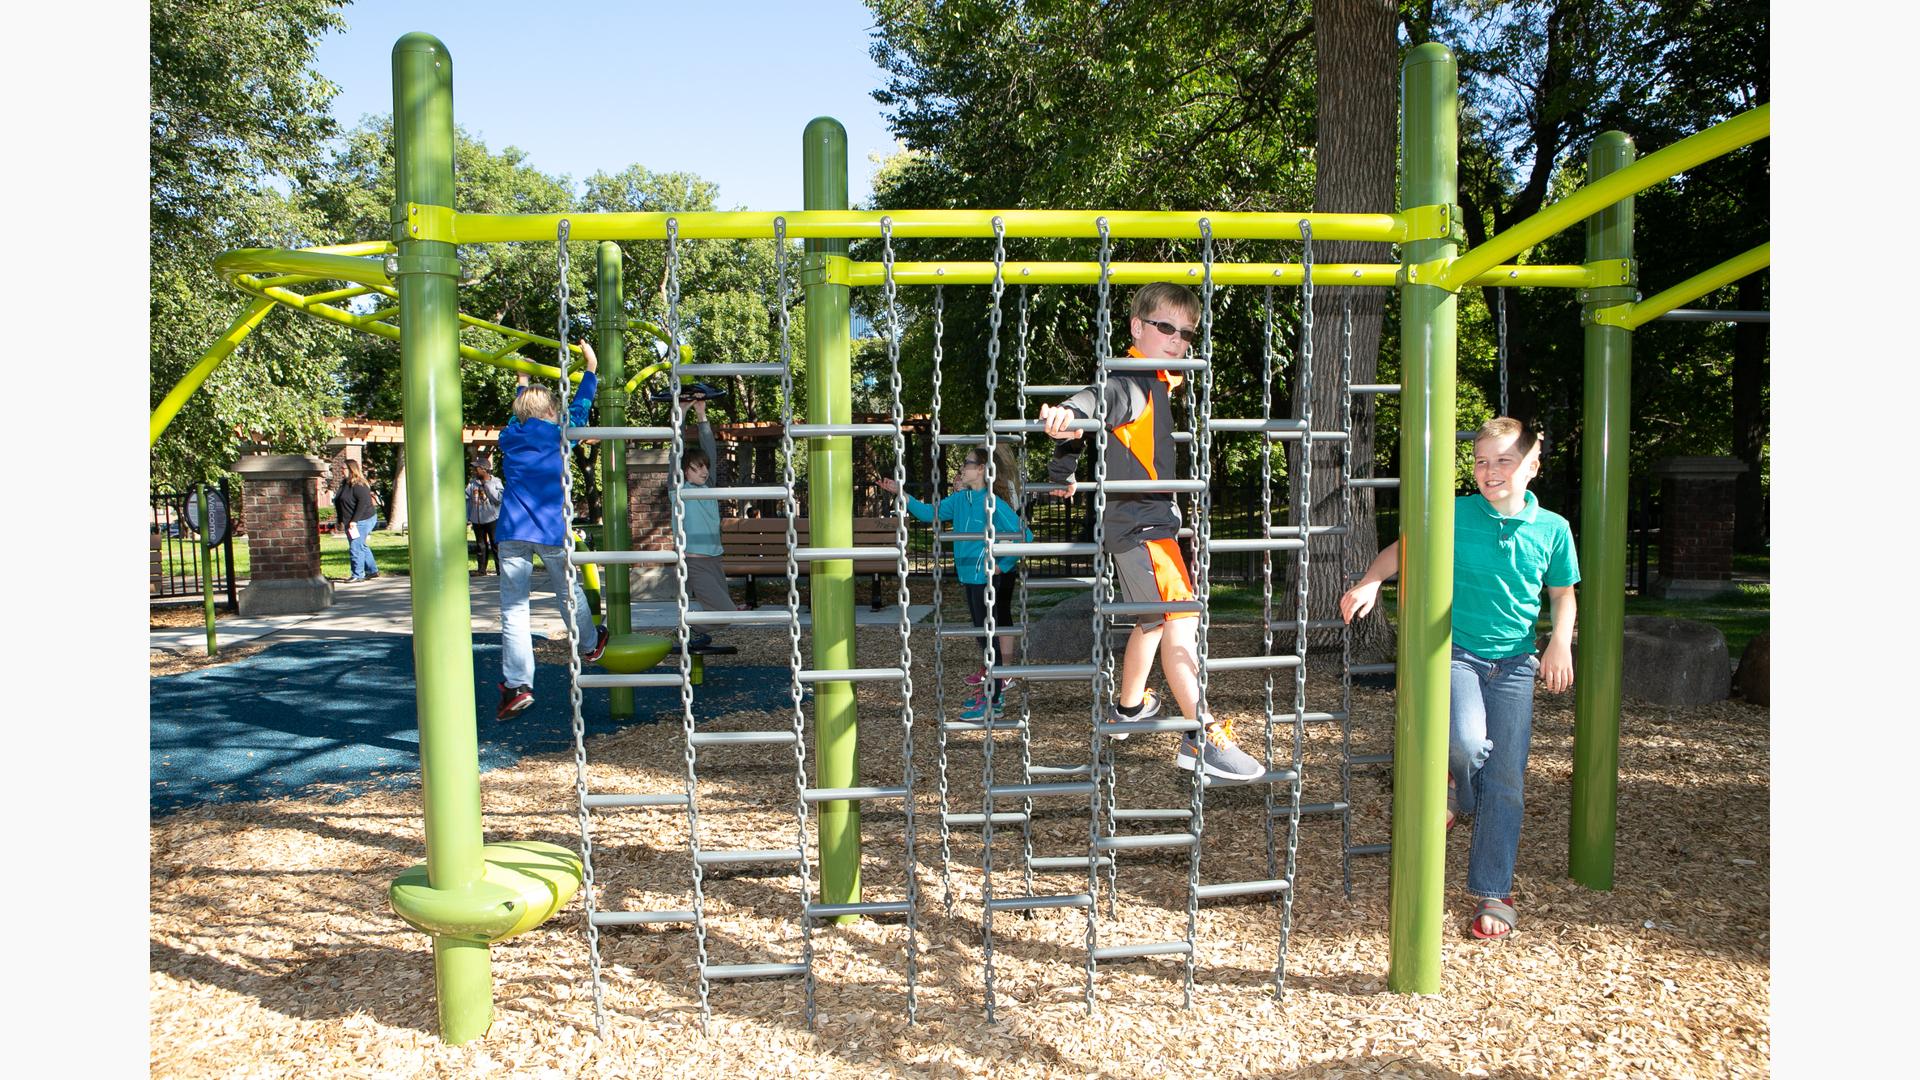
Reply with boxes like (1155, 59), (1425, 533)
(497, 682), (533, 720)
(583, 623), (608, 663)
(689, 630), (714, 651)
(1174, 716), (1263, 782)
(1105, 688), (1162, 740)
(960, 689), (1003, 723)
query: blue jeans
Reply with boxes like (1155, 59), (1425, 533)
(1449, 645), (1540, 900)
(498, 539), (597, 689)
(347, 517), (378, 579)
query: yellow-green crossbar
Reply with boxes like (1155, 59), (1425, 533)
(812, 257), (1627, 289)
(1592, 243), (1770, 329)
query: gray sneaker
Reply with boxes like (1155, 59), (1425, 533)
(1105, 688), (1162, 740)
(1174, 717), (1263, 783)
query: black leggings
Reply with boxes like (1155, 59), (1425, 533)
(473, 521), (498, 573)
(964, 570), (1017, 662)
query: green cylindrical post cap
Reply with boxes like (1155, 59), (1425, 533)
(1404, 40), (1455, 68)
(804, 117), (849, 217)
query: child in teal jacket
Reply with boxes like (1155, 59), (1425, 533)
(882, 444), (1030, 720)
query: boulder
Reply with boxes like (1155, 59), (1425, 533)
(1619, 616), (1730, 706)
(1025, 592), (1099, 662)
(1733, 632), (1769, 706)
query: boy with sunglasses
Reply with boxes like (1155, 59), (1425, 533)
(1035, 283), (1262, 783)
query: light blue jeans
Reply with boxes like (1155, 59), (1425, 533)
(347, 517), (378, 579)
(498, 539), (597, 689)
(1449, 645), (1540, 900)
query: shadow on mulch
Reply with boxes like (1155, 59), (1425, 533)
(149, 635), (793, 816)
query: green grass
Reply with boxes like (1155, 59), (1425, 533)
(224, 531), (417, 580)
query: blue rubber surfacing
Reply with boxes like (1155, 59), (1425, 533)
(150, 634), (794, 816)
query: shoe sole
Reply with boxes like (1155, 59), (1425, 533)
(1172, 749), (1262, 783)
(498, 697), (534, 720)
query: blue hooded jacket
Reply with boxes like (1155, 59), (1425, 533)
(497, 372), (596, 547)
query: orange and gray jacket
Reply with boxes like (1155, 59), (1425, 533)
(1045, 356), (1185, 553)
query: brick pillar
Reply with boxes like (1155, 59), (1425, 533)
(1651, 455), (1748, 599)
(626, 445), (675, 599)
(235, 454), (334, 614)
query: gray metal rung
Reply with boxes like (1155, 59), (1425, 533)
(1293, 801), (1352, 816)
(806, 900), (912, 919)
(1202, 768), (1297, 788)
(680, 485), (790, 501)
(1028, 763), (1101, 777)
(1267, 618), (1348, 632)
(566, 425), (674, 441)
(788, 422), (901, 437)
(700, 962), (809, 980)
(1097, 718), (1201, 736)
(793, 545), (905, 561)
(1348, 843), (1392, 857)
(797, 666), (906, 683)
(1205, 537), (1306, 553)
(941, 718), (1026, 733)
(1351, 752), (1393, 766)
(803, 785), (910, 803)
(684, 609), (793, 626)
(939, 624), (1028, 638)
(942, 812), (1029, 826)
(1092, 941), (1193, 961)
(1265, 429), (1351, 444)
(577, 672), (685, 689)
(1030, 855), (1113, 870)
(582, 793), (689, 810)
(1348, 477), (1400, 490)
(1019, 385), (1085, 396)
(936, 432), (1027, 445)
(673, 362), (787, 377)
(1204, 654), (1303, 673)
(989, 662), (1098, 681)
(1024, 576), (1095, 590)
(1111, 808), (1192, 822)
(570, 550), (678, 566)
(1096, 833), (1196, 851)
(987, 893), (1094, 912)
(688, 731), (797, 748)
(1349, 383), (1401, 395)
(1207, 417), (1306, 434)
(1104, 357), (1207, 371)
(1349, 662), (1396, 675)
(1267, 524), (1352, 539)
(1269, 710), (1350, 725)
(1195, 878), (1291, 900)
(988, 541), (1100, 557)
(1097, 478), (1206, 494)
(693, 848), (803, 866)
(986, 781), (1097, 799)
(590, 909), (696, 927)
(1096, 600), (1203, 616)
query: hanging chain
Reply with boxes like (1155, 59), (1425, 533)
(979, 215), (1007, 1022)
(1083, 217), (1113, 1015)
(555, 219), (609, 1037)
(1497, 287), (1510, 419)
(930, 284), (957, 918)
(880, 218), (922, 1023)
(663, 217), (712, 1028)
(1259, 285), (1280, 885)
(772, 219), (821, 1026)
(1337, 289), (1359, 906)
(1181, 218), (1216, 1007)
(1013, 284), (1038, 901)
(1278, 221), (1317, 998)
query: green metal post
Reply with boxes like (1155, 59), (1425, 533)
(1571, 132), (1636, 890)
(1387, 41), (1457, 995)
(596, 241), (634, 721)
(804, 117), (860, 920)
(198, 485), (217, 657)
(392, 32), (491, 1043)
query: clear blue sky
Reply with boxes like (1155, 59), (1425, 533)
(312, 1), (902, 211)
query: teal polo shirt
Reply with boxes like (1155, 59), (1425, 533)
(1452, 491), (1579, 659)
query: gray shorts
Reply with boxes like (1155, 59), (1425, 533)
(685, 555), (735, 612)
(1110, 537), (1197, 631)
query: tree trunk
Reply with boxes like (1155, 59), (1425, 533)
(1297, 0), (1399, 658)
(1731, 269), (1768, 552)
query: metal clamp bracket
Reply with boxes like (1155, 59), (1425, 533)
(383, 252), (461, 278)
(1400, 203), (1465, 244)
(1399, 257), (1457, 289)
(801, 253), (853, 287)
(393, 202), (459, 244)
(1582, 258), (1637, 288)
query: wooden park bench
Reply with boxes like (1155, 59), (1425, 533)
(721, 516), (903, 610)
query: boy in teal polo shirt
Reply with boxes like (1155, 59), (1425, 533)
(1339, 417), (1579, 940)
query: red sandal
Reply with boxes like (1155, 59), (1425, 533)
(1469, 897), (1516, 940)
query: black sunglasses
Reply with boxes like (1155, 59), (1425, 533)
(1138, 316), (1200, 344)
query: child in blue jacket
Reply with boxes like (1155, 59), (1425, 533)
(494, 340), (606, 720)
(881, 444), (1030, 720)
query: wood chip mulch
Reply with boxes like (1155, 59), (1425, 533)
(151, 605), (1769, 1078)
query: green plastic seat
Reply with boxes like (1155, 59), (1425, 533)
(596, 633), (675, 674)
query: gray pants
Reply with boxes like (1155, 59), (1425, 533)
(685, 555), (735, 612)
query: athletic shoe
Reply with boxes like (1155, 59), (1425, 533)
(1105, 688), (1163, 740)
(959, 689), (1003, 723)
(497, 682), (534, 720)
(583, 623), (608, 664)
(1174, 716), (1263, 782)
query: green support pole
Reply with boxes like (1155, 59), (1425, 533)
(391, 33), (492, 1043)
(803, 116), (860, 921)
(198, 485), (217, 657)
(1387, 41), (1457, 995)
(596, 241), (634, 721)
(1571, 132), (1636, 890)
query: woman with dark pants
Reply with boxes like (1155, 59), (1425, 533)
(334, 459), (379, 581)
(466, 462), (503, 574)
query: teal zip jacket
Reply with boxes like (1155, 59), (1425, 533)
(904, 488), (1030, 584)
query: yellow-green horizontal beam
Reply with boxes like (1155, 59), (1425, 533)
(1593, 243), (1769, 329)
(1439, 103), (1769, 291)
(447, 208), (1412, 244)
(825, 258), (1617, 289)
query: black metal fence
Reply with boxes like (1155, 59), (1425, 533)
(151, 482), (239, 608)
